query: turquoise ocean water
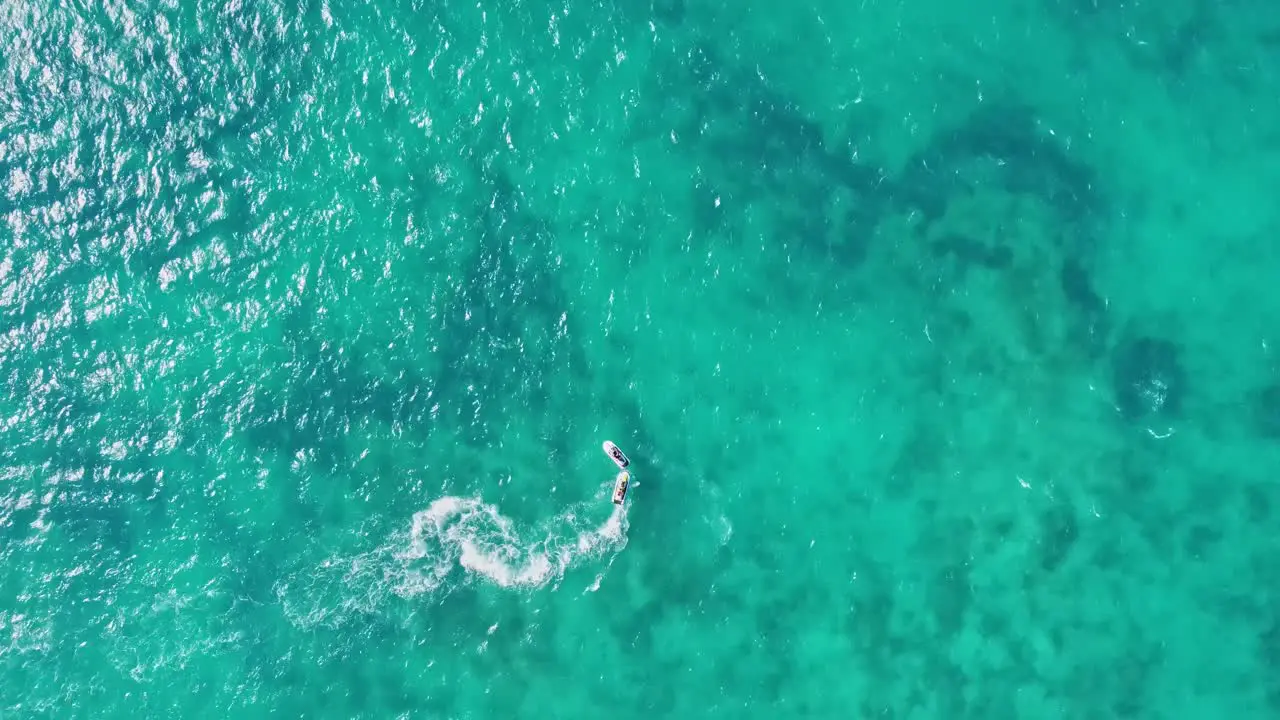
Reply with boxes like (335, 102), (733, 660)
(4, 0), (1280, 717)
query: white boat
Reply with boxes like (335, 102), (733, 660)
(602, 440), (629, 469)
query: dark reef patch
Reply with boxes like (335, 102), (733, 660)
(1039, 500), (1080, 572)
(645, 42), (886, 276)
(899, 100), (1099, 230)
(1060, 257), (1104, 314)
(232, 164), (586, 494)
(1262, 598), (1280, 714)
(1110, 335), (1186, 421)
(1243, 482), (1275, 525)
(635, 37), (1114, 331)
(412, 171), (583, 449)
(1251, 383), (1280, 440)
(651, 0), (686, 26)
(932, 232), (1014, 271)
(1059, 257), (1111, 356)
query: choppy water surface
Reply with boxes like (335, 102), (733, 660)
(4, 0), (1280, 717)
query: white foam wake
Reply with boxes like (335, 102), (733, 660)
(279, 494), (629, 629)
(396, 495), (628, 593)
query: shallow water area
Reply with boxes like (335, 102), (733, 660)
(3, 0), (1280, 717)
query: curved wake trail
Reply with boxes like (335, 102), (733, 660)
(278, 494), (629, 629)
(401, 496), (629, 591)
